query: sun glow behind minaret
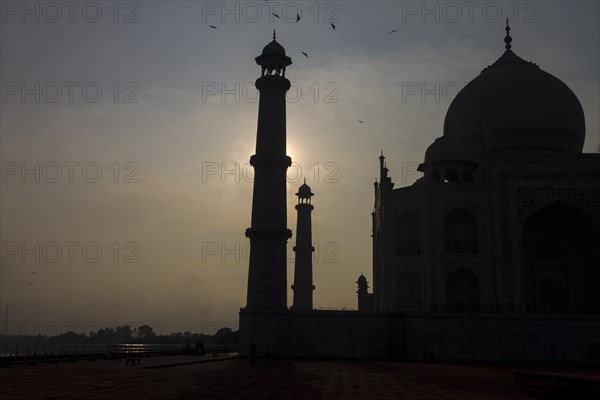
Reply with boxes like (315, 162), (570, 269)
(286, 137), (302, 164)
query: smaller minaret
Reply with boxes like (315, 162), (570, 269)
(292, 180), (315, 310)
(357, 274), (373, 312)
(377, 152), (394, 194)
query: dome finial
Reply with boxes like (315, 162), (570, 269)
(273, 30), (276, 41)
(504, 18), (512, 50)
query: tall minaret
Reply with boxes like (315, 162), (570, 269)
(292, 180), (315, 310)
(245, 31), (293, 310)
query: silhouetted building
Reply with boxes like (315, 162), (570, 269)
(240, 26), (600, 362)
(365, 22), (600, 317)
(292, 180), (315, 310)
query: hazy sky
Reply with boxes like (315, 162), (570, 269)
(1, 1), (599, 335)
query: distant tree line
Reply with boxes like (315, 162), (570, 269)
(0, 325), (238, 346)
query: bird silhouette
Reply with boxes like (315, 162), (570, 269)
(209, 25), (217, 29)
(296, 13), (300, 22)
(32, 271), (37, 274)
(28, 282), (32, 285)
(330, 22), (336, 30)
(358, 120), (365, 124)
(302, 51), (308, 57)
(389, 29), (398, 34)
(273, 13), (280, 19)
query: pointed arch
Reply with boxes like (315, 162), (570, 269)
(521, 200), (600, 313)
(443, 207), (478, 253)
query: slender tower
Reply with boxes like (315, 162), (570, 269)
(292, 180), (315, 310)
(245, 32), (293, 310)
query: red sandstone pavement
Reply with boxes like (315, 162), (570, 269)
(1, 355), (599, 399)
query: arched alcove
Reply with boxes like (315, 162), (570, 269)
(443, 208), (478, 253)
(521, 201), (600, 313)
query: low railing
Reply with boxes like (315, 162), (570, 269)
(109, 343), (188, 356)
(0, 343), (240, 362)
(1, 344), (110, 358)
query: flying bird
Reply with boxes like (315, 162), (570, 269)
(358, 120), (365, 124)
(330, 22), (336, 30)
(296, 13), (300, 22)
(273, 13), (280, 19)
(28, 282), (32, 285)
(302, 51), (308, 57)
(32, 271), (37, 274)
(209, 25), (217, 29)
(389, 29), (398, 34)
